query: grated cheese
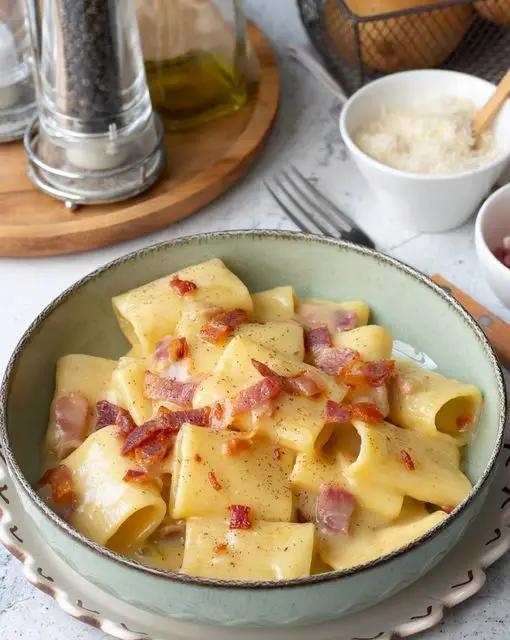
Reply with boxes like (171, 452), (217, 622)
(354, 97), (496, 175)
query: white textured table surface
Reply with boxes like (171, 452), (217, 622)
(1, 1), (510, 638)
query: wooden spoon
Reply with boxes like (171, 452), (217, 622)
(472, 69), (510, 148)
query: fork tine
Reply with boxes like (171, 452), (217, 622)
(264, 180), (324, 236)
(289, 165), (360, 231)
(281, 168), (349, 236)
(272, 175), (337, 238)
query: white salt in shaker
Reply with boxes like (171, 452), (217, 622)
(0, 22), (19, 109)
(0, 4), (36, 142)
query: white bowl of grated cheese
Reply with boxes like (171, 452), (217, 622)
(340, 70), (510, 233)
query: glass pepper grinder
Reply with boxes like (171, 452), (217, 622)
(137, 0), (249, 131)
(0, 0), (36, 142)
(24, 0), (165, 207)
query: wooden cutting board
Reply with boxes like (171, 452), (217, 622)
(0, 22), (279, 257)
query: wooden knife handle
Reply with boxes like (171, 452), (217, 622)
(432, 274), (510, 366)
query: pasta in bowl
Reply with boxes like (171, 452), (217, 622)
(0, 231), (505, 626)
(38, 257), (481, 580)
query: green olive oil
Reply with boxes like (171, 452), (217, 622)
(146, 50), (247, 131)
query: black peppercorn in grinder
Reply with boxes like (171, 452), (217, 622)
(24, 0), (165, 207)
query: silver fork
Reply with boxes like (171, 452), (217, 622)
(265, 165), (376, 249)
(265, 167), (440, 368)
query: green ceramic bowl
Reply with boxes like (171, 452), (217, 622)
(0, 231), (506, 627)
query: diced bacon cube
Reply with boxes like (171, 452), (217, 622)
(208, 471), (222, 491)
(123, 469), (153, 483)
(229, 504), (252, 529)
(121, 407), (210, 454)
(316, 484), (355, 535)
(53, 392), (89, 458)
(143, 371), (197, 406)
(199, 309), (248, 344)
(36, 464), (77, 521)
(232, 377), (282, 415)
(400, 449), (415, 471)
(170, 277), (198, 295)
(304, 326), (332, 355)
(315, 347), (360, 376)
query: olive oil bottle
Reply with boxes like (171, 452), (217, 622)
(146, 50), (247, 130)
(138, 0), (248, 131)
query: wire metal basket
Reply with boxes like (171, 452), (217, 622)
(297, 0), (510, 95)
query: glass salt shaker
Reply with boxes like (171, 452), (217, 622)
(137, 0), (248, 130)
(0, 0), (36, 142)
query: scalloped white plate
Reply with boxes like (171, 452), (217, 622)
(1, 437), (510, 640)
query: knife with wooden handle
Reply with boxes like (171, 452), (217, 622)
(432, 274), (510, 367)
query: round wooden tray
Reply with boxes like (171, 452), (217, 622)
(0, 22), (279, 257)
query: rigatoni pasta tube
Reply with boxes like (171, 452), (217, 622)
(389, 359), (482, 442)
(319, 500), (448, 571)
(237, 322), (305, 361)
(333, 325), (393, 361)
(290, 427), (403, 522)
(112, 258), (253, 353)
(348, 420), (472, 509)
(297, 298), (370, 331)
(174, 316), (306, 378)
(194, 337), (347, 451)
(45, 354), (117, 462)
(170, 424), (294, 521)
(48, 354), (117, 429)
(64, 426), (166, 553)
(110, 356), (153, 425)
(251, 286), (296, 322)
(182, 517), (315, 580)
